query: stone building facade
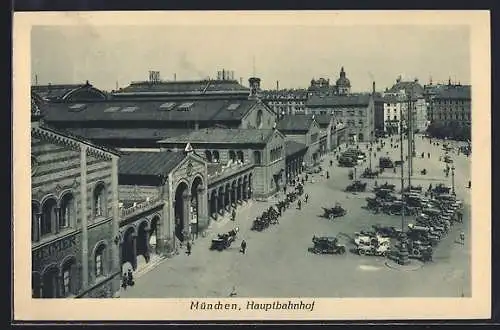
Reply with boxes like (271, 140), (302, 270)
(31, 120), (121, 298)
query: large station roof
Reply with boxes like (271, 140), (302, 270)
(118, 151), (186, 176)
(158, 128), (277, 145)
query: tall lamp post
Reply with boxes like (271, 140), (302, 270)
(451, 164), (456, 195)
(369, 147), (372, 171)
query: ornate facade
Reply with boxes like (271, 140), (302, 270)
(31, 120), (121, 298)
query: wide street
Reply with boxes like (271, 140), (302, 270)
(120, 134), (471, 298)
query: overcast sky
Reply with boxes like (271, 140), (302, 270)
(31, 25), (470, 92)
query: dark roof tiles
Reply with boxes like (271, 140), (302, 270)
(42, 99), (257, 123)
(118, 151), (186, 176)
(276, 114), (315, 132)
(158, 128), (276, 145)
(285, 140), (307, 156)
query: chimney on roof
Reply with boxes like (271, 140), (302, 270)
(276, 80), (279, 91)
(174, 73), (177, 81)
(86, 80), (90, 86)
(35, 74), (38, 86)
(239, 77), (243, 85)
(184, 143), (193, 154)
(372, 81), (376, 94)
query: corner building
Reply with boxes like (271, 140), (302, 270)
(31, 105), (121, 298)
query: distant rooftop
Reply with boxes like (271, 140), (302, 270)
(276, 114), (316, 133)
(113, 79), (250, 97)
(306, 94), (372, 107)
(158, 128), (277, 145)
(118, 151), (186, 176)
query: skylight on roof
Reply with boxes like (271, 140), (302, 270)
(227, 103), (240, 110)
(121, 106), (139, 112)
(68, 103), (86, 111)
(104, 106), (121, 112)
(159, 102), (176, 111)
(177, 102), (194, 111)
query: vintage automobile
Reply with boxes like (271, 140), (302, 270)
(338, 156), (357, 167)
(432, 184), (451, 195)
(379, 157), (394, 169)
(210, 227), (239, 251)
(322, 203), (347, 220)
(361, 167), (379, 179)
(374, 182), (396, 191)
(374, 188), (397, 201)
(372, 224), (402, 239)
(357, 240), (391, 257)
(345, 180), (367, 192)
(309, 236), (346, 255)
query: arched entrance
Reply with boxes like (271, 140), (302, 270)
(121, 226), (137, 270)
(32, 272), (41, 298)
(242, 177), (248, 201)
(137, 221), (149, 262)
(149, 216), (159, 255)
(231, 181), (237, 208)
(237, 178), (242, 204)
(210, 190), (218, 219)
(190, 177), (203, 241)
(174, 182), (189, 242)
(248, 174), (253, 199)
(41, 266), (59, 298)
(218, 187), (225, 216)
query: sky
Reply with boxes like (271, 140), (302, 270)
(31, 25), (470, 93)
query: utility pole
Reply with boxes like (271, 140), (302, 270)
(398, 94), (410, 266)
(407, 91), (412, 188)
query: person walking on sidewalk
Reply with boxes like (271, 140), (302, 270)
(304, 193), (309, 204)
(121, 273), (128, 290)
(231, 208), (236, 222)
(459, 231), (465, 245)
(240, 240), (247, 254)
(127, 269), (135, 287)
(186, 241), (192, 256)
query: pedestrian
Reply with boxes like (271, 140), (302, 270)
(468, 180), (471, 189)
(297, 199), (302, 210)
(121, 273), (128, 290)
(231, 208), (236, 222)
(305, 193), (309, 204)
(127, 269), (134, 286)
(305, 174), (309, 182)
(459, 231), (465, 245)
(229, 286), (237, 297)
(326, 171), (330, 179)
(240, 240), (247, 254)
(428, 183), (433, 192)
(330, 159), (333, 166)
(283, 186), (286, 194)
(186, 241), (192, 256)
(428, 152), (430, 158)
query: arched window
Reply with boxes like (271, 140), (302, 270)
(94, 183), (106, 217)
(213, 150), (220, 163)
(60, 193), (75, 229)
(256, 109), (263, 128)
(253, 150), (262, 165)
(61, 258), (77, 297)
(32, 202), (40, 242)
(237, 151), (244, 163)
(41, 198), (57, 236)
(95, 244), (106, 277)
(205, 150), (213, 163)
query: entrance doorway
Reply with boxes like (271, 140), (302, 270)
(174, 182), (189, 242)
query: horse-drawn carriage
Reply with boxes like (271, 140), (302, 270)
(361, 167), (379, 179)
(210, 227), (239, 251)
(322, 203), (347, 220)
(308, 236), (346, 255)
(345, 180), (367, 192)
(251, 206), (279, 232)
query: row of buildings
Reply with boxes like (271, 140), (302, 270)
(259, 68), (471, 138)
(30, 73), (348, 298)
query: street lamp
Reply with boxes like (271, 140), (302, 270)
(369, 147), (372, 171)
(397, 97), (410, 266)
(451, 164), (456, 195)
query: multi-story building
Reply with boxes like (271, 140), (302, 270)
(276, 114), (324, 167)
(383, 76), (428, 133)
(305, 92), (375, 143)
(260, 89), (308, 116)
(157, 128), (287, 199)
(424, 81), (471, 139)
(31, 98), (121, 299)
